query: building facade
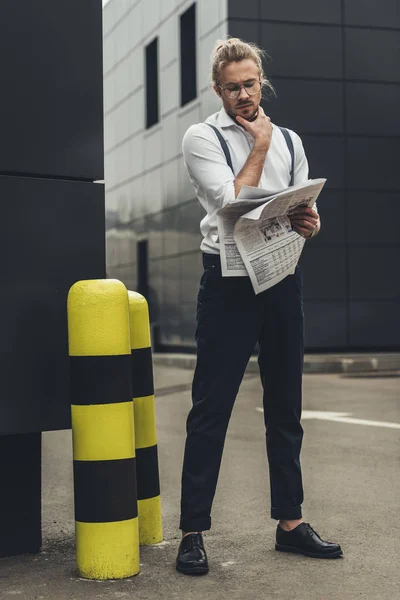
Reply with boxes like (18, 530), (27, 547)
(103, 0), (400, 350)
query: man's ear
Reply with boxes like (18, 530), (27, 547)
(213, 85), (221, 98)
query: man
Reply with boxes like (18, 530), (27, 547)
(176, 38), (342, 575)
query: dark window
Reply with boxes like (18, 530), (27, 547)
(180, 4), (197, 106)
(145, 38), (159, 128)
(137, 240), (149, 300)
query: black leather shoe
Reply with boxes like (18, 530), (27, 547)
(276, 522), (343, 558)
(176, 533), (209, 575)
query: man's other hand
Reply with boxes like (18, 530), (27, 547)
(289, 207), (320, 239)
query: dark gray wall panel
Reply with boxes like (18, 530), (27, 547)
(302, 136), (345, 188)
(347, 138), (399, 190)
(228, 19), (260, 45)
(1, 176), (105, 434)
(349, 248), (400, 300)
(345, 29), (400, 83)
(303, 302), (347, 348)
(0, 0), (104, 180)
(261, 0), (342, 24)
(346, 83), (400, 136)
(311, 190), (346, 246)
(261, 23), (342, 79)
(347, 192), (400, 244)
(349, 302), (400, 347)
(268, 80), (343, 133)
(229, 0), (260, 20)
(300, 246), (347, 300)
(344, 0), (400, 29)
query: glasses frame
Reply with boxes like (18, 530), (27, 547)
(218, 79), (262, 100)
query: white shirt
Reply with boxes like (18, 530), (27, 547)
(182, 106), (309, 254)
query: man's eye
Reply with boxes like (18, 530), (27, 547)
(227, 86), (240, 92)
(244, 83), (255, 88)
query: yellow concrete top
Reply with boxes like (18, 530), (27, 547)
(68, 279), (130, 356)
(128, 291), (151, 350)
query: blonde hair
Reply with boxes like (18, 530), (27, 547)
(211, 37), (275, 98)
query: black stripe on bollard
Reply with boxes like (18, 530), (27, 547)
(135, 445), (160, 501)
(70, 355), (132, 405)
(131, 348), (154, 398)
(74, 458), (138, 523)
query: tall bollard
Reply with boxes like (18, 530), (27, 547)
(67, 280), (140, 580)
(128, 291), (162, 545)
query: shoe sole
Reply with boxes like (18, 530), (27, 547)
(275, 543), (343, 559)
(176, 564), (209, 575)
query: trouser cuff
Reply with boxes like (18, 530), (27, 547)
(180, 516), (211, 532)
(271, 506), (302, 520)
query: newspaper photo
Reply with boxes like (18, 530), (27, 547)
(217, 178), (326, 294)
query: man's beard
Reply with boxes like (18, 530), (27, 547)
(228, 105), (259, 123)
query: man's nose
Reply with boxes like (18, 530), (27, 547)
(238, 85), (250, 100)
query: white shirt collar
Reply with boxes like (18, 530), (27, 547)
(217, 106), (239, 129)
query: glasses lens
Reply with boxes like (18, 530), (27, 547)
(247, 81), (261, 95)
(226, 88), (240, 99)
(224, 81), (261, 98)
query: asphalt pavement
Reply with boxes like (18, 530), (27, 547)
(0, 365), (399, 600)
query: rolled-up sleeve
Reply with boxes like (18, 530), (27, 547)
(292, 131), (319, 213)
(292, 131), (309, 185)
(182, 124), (235, 210)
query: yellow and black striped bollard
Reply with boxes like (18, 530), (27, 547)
(68, 280), (140, 579)
(128, 291), (162, 545)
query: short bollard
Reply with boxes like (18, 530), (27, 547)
(128, 291), (163, 545)
(67, 280), (140, 580)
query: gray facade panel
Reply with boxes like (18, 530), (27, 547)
(344, 0), (400, 29)
(303, 302), (347, 348)
(180, 253), (203, 305)
(347, 138), (399, 190)
(260, 23), (343, 79)
(229, 0), (260, 19)
(345, 29), (400, 83)
(1, 176), (105, 434)
(302, 136), (345, 189)
(228, 19), (260, 45)
(347, 193), (400, 244)
(180, 201), (204, 253)
(346, 83), (400, 136)
(147, 212), (165, 260)
(164, 209), (180, 257)
(300, 246), (347, 300)
(349, 302), (400, 347)
(268, 80), (343, 133)
(349, 248), (400, 300)
(311, 190), (346, 246)
(0, 0), (104, 180)
(260, 0), (342, 24)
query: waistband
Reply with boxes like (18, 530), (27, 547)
(202, 252), (221, 268)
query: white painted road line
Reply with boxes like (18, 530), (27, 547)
(255, 408), (400, 430)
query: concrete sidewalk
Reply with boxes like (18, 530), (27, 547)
(0, 365), (399, 599)
(153, 351), (400, 374)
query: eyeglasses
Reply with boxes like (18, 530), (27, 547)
(219, 80), (262, 99)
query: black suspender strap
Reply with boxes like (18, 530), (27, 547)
(206, 124), (234, 173)
(277, 126), (295, 187)
(207, 122), (295, 187)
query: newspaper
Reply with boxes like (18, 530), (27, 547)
(217, 178), (326, 294)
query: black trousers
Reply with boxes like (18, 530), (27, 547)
(179, 253), (305, 532)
